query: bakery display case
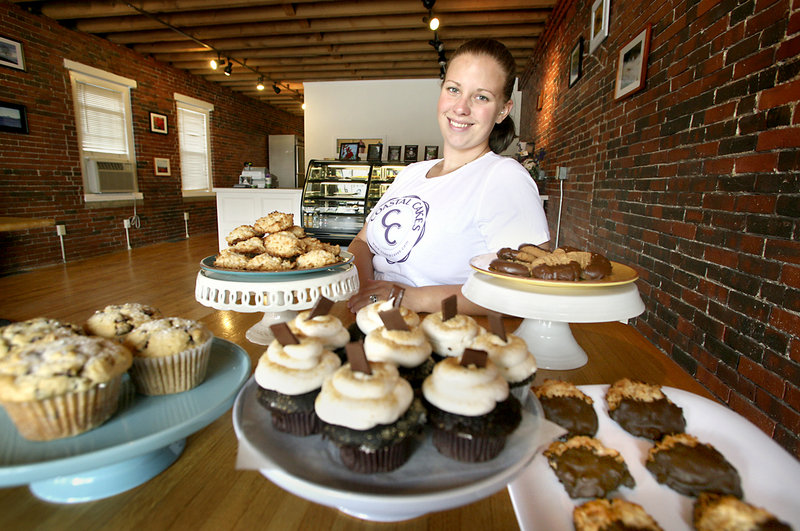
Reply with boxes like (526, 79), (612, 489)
(301, 159), (409, 243)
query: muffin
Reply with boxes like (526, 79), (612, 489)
(314, 344), (426, 473)
(421, 296), (481, 359)
(0, 317), (84, 357)
(606, 378), (686, 440)
(0, 335), (132, 440)
(362, 308), (434, 389)
(422, 349), (521, 462)
(544, 436), (636, 499)
(85, 303), (162, 341)
(574, 499), (663, 531)
(534, 379), (598, 438)
(123, 317), (213, 395)
(693, 493), (791, 531)
(255, 326), (340, 436)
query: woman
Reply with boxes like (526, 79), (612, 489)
(347, 38), (550, 314)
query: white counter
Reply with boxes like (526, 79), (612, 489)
(213, 188), (303, 251)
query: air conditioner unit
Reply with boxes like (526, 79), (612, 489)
(86, 159), (137, 193)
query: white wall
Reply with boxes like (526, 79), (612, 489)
(302, 78), (523, 168)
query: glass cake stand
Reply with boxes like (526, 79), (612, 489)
(0, 338), (250, 503)
(462, 272), (645, 370)
(195, 263), (359, 345)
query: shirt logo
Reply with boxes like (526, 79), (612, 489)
(368, 195), (429, 263)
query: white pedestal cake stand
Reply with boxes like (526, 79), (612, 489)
(195, 265), (359, 345)
(462, 272), (645, 370)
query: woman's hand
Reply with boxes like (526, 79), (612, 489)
(347, 280), (413, 313)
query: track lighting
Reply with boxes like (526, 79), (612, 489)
(210, 55), (220, 70)
(429, 38), (444, 53)
(428, 16), (440, 31)
(273, 84), (281, 94)
(301, 102), (306, 110)
(224, 60), (232, 76)
(256, 76), (265, 90)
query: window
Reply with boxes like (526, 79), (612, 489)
(175, 93), (214, 195)
(64, 59), (138, 200)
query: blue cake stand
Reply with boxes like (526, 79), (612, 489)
(0, 338), (250, 503)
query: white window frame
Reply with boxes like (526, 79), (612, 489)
(64, 59), (141, 202)
(175, 93), (214, 197)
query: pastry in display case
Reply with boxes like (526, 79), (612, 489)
(301, 159), (410, 243)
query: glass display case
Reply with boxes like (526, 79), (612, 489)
(301, 159), (409, 243)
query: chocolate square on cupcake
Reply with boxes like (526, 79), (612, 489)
(534, 379), (598, 437)
(606, 378), (686, 440)
(544, 436), (635, 499)
(646, 433), (743, 498)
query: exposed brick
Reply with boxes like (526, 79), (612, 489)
(756, 127), (800, 150)
(759, 79), (800, 110)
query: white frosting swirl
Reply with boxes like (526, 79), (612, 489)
(289, 310), (349, 349)
(470, 332), (537, 384)
(356, 300), (420, 335)
(422, 357), (509, 416)
(420, 312), (481, 357)
(363, 326), (432, 368)
(254, 337), (340, 395)
(314, 362), (413, 430)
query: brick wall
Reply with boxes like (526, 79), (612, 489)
(0, 3), (303, 274)
(520, 0), (799, 458)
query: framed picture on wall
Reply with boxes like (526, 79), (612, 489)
(568, 37), (583, 88)
(388, 146), (402, 161)
(150, 112), (168, 134)
(589, 0), (610, 53)
(339, 142), (359, 161)
(0, 101), (28, 133)
(0, 36), (25, 71)
(615, 24), (652, 100)
(537, 93), (544, 110)
(154, 157), (171, 176)
(403, 145), (418, 162)
(424, 145), (439, 160)
(367, 143), (383, 161)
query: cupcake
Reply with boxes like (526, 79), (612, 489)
(363, 308), (434, 389)
(315, 342), (426, 473)
(0, 317), (84, 357)
(355, 286), (420, 337)
(123, 317), (213, 395)
(0, 335), (132, 440)
(421, 295), (481, 359)
(422, 348), (521, 462)
(287, 296), (349, 356)
(85, 303), (162, 341)
(255, 323), (341, 436)
(469, 312), (536, 389)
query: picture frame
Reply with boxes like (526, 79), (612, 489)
(589, 0), (610, 53)
(367, 143), (383, 161)
(424, 145), (439, 160)
(339, 142), (359, 161)
(0, 36), (25, 71)
(403, 145), (418, 162)
(0, 101), (28, 134)
(615, 24), (652, 101)
(154, 157), (171, 176)
(387, 145), (402, 161)
(149, 112), (168, 134)
(569, 37), (583, 88)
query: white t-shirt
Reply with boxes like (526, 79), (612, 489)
(365, 152), (549, 287)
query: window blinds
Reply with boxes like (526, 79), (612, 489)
(75, 80), (128, 155)
(177, 106), (210, 191)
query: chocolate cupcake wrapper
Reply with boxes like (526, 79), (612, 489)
(1, 375), (123, 441)
(130, 337), (212, 395)
(432, 428), (507, 462)
(338, 437), (412, 473)
(270, 409), (320, 437)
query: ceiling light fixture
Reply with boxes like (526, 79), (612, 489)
(256, 76), (265, 90)
(421, 0), (439, 30)
(273, 84), (281, 94)
(210, 55), (220, 70)
(224, 60), (233, 76)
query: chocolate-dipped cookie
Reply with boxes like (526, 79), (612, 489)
(533, 380), (598, 437)
(544, 436), (635, 499)
(606, 378), (686, 440)
(693, 493), (791, 531)
(574, 499), (663, 531)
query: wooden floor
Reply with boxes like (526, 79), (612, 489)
(0, 232), (712, 530)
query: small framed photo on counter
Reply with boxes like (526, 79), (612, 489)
(339, 142), (359, 161)
(424, 145), (439, 160)
(154, 157), (171, 176)
(403, 145), (418, 162)
(367, 143), (383, 161)
(150, 112), (168, 134)
(388, 145), (402, 161)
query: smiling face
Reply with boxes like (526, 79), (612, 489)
(437, 52), (512, 160)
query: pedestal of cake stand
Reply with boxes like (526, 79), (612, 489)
(195, 265), (360, 345)
(462, 272), (645, 370)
